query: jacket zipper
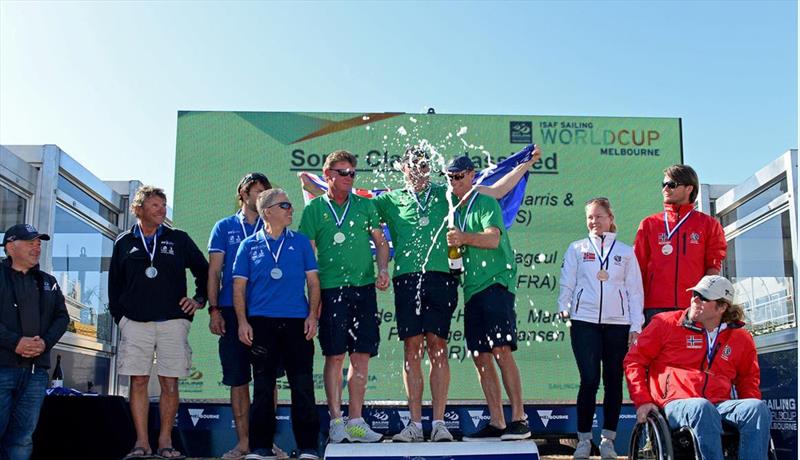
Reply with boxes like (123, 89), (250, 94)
(619, 290), (625, 316)
(598, 279), (604, 323)
(663, 373), (671, 399)
(575, 289), (584, 313)
(673, 228), (681, 308)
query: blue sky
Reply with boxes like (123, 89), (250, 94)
(1, 1), (796, 197)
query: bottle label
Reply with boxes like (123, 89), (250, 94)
(449, 257), (463, 270)
(50, 380), (63, 389)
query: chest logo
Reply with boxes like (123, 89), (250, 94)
(721, 344), (732, 360)
(690, 232), (701, 244)
(686, 335), (703, 349)
(582, 252), (596, 262)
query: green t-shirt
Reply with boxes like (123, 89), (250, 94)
(373, 184), (450, 278)
(455, 193), (517, 302)
(298, 193), (381, 290)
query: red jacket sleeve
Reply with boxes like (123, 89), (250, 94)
(624, 313), (668, 407)
(633, 219), (650, 289)
(705, 218), (727, 272)
(732, 332), (762, 400)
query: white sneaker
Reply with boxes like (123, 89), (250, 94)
(346, 418), (383, 443)
(430, 422), (454, 442)
(600, 436), (617, 459)
(328, 418), (348, 443)
(573, 438), (592, 459)
(392, 422), (423, 442)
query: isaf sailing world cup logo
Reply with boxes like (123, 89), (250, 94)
(510, 121), (533, 144)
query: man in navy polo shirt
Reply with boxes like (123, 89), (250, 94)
(233, 188), (321, 460)
(208, 172), (284, 460)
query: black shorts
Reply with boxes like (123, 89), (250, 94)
(319, 285), (380, 357)
(393, 271), (458, 340)
(464, 284), (518, 353)
(219, 307), (284, 386)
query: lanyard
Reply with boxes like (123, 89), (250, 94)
(324, 194), (351, 229)
(238, 211), (263, 238)
(455, 193), (479, 232)
(588, 234), (617, 270)
(407, 186), (432, 214)
(261, 229), (286, 265)
(137, 223), (158, 267)
(705, 325), (721, 365)
(663, 210), (693, 241)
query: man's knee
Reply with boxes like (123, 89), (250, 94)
(738, 399), (771, 426)
(667, 398), (721, 426)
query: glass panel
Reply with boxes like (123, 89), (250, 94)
(719, 176), (788, 227)
(0, 185), (28, 259)
(723, 211), (795, 335)
(57, 175), (118, 225)
(50, 206), (115, 345)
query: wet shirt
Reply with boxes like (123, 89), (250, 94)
(299, 193), (381, 290)
(454, 193), (517, 302)
(208, 211), (263, 307)
(373, 184), (450, 277)
(232, 229), (317, 318)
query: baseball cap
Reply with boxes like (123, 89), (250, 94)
(447, 155), (475, 173)
(2, 224), (51, 246)
(687, 275), (735, 304)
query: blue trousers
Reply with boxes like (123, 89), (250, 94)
(664, 398), (771, 460)
(0, 367), (49, 460)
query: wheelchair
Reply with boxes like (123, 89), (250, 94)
(627, 407), (777, 460)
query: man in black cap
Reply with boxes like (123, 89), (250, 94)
(0, 224), (69, 460)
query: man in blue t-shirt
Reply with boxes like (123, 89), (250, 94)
(208, 172), (281, 460)
(232, 188), (321, 460)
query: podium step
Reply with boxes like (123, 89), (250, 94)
(324, 440), (539, 459)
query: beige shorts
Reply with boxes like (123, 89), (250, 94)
(117, 317), (192, 378)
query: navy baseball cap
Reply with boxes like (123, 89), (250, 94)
(2, 224), (51, 246)
(447, 155), (475, 173)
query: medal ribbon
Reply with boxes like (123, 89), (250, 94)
(137, 223), (158, 268)
(261, 229), (286, 265)
(324, 194), (351, 229)
(408, 186), (432, 215)
(705, 324), (722, 365)
(588, 234), (617, 271)
(238, 211), (263, 238)
(455, 193), (479, 232)
(663, 210), (693, 241)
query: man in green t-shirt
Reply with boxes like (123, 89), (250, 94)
(298, 150), (390, 444)
(445, 155), (531, 442)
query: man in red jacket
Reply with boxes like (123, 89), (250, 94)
(624, 275), (771, 460)
(634, 165), (727, 326)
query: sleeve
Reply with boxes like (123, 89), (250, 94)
(364, 198), (382, 230)
(42, 278), (69, 351)
(705, 217), (727, 272)
(232, 240), (251, 280)
(208, 220), (226, 253)
(633, 218), (650, 291)
(479, 196), (505, 232)
(108, 238), (124, 323)
(557, 243), (579, 313)
(625, 248), (645, 333)
(372, 192), (389, 223)
(298, 201), (317, 241)
(302, 237), (319, 272)
(185, 234), (209, 303)
(732, 332), (762, 399)
(624, 313), (668, 407)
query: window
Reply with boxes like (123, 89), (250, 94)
(58, 175), (118, 225)
(0, 185), (28, 258)
(723, 211), (795, 335)
(719, 176), (788, 227)
(50, 206), (115, 345)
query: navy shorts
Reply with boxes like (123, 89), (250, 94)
(219, 307), (285, 386)
(464, 284), (518, 353)
(393, 271), (458, 340)
(319, 285), (380, 357)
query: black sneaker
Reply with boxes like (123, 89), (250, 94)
(463, 423), (505, 441)
(501, 419), (531, 440)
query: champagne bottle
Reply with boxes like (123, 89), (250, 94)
(448, 245), (463, 276)
(50, 354), (63, 388)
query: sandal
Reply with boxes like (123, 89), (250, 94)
(221, 447), (249, 460)
(155, 447), (186, 460)
(123, 446), (153, 460)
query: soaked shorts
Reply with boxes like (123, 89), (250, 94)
(464, 284), (518, 353)
(318, 284), (380, 357)
(393, 271), (458, 340)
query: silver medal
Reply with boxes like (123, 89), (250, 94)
(661, 243), (673, 255)
(270, 267), (283, 280)
(419, 216), (430, 227)
(334, 232), (346, 244)
(145, 266), (158, 279)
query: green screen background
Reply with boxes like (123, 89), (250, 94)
(173, 111), (682, 402)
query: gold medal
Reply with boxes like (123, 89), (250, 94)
(597, 269), (609, 281)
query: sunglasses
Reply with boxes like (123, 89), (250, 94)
(692, 291), (712, 302)
(662, 180), (685, 190)
(268, 201), (293, 210)
(332, 168), (356, 178)
(447, 172), (467, 181)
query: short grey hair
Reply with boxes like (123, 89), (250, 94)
(256, 188), (288, 215)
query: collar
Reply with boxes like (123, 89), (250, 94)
(664, 203), (696, 216)
(588, 232), (617, 244)
(132, 224), (165, 238)
(2, 258), (40, 275)
(261, 228), (294, 241)
(680, 310), (746, 332)
(236, 210), (259, 225)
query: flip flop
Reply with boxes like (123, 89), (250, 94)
(221, 447), (249, 460)
(155, 447), (186, 460)
(123, 446), (153, 460)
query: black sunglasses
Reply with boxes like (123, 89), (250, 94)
(332, 168), (356, 178)
(662, 180), (684, 190)
(268, 201), (293, 210)
(447, 172), (467, 181)
(692, 291), (712, 302)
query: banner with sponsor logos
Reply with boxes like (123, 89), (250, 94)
(174, 111), (682, 402)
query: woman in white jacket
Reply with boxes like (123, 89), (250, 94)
(558, 197), (643, 460)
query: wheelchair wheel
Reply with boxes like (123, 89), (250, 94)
(628, 409), (674, 460)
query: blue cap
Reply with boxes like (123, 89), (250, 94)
(447, 155), (475, 173)
(2, 224), (50, 246)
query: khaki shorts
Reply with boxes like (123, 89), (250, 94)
(117, 317), (192, 378)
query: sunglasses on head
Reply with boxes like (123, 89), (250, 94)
(268, 201), (293, 210)
(332, 168), (356, 178)
(447, 172), (467, 181)
(238, 173), (271, 191)
(662, 180), (684, 190)
(692, 291), (712, 302)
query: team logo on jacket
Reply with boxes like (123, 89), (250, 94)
(582, 252), (596, 261)
(686, 335), (703, 349)
(721, 344), (732, 360)
(613, 255), (622, 265)
(690, 232), (701, 244)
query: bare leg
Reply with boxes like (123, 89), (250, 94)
(426, 333), (450, 421)
(347, 352), (371, 419)
(402, 335), (425, 422)
(494, 346), (525, 421)
(324, 354), (346, 419)
(231, 384), (250, 451)
(472, 352), (506, 428)
(157, 376), (180, 450)
(129, 375), (151, 452)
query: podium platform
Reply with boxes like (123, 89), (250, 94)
(324, 441), (539, 459)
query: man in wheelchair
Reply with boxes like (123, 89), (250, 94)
(623, 275), (771, 460)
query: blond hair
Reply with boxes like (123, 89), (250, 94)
(129, 185), (167, 214)
(585, 197), (617, 233)
(720, 301), (745, 323)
